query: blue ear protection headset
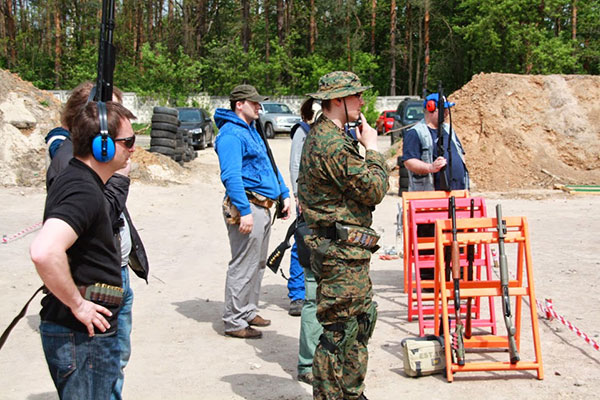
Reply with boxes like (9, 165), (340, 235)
(88, 86), (115, 162)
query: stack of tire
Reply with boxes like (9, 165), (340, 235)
(150, 106), (197, 165)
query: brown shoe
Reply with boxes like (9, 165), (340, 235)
(297, 372), (314, 385)
(225, 327), (262, 339)
(248, 315), (271, 327)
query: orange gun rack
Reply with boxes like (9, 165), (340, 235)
(401, 190), (469, 294)
(433, 216), (544, 382)
(407, 197), (497, 336)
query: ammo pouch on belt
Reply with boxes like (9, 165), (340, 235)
(334, 222), (380, 251)
(315, 223), (380, 251)
(401, 335), (446, 377)
(222, 196), (240, 225)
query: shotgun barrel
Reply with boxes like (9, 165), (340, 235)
(464, 198), (475, 339)
(436, 81), (449, 191)
(450, 196), (465, 365)
(496, 204), (520, 364)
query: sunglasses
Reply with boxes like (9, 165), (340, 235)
(114, 135), (136, 148)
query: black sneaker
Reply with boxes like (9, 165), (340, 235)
(288, 299), (304, 316)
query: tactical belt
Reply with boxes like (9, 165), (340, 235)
(246, 191), (276, 209)
(315, 222), (380, 251)
(78, 283), (124, 306)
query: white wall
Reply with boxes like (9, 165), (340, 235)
(49, 91), (419, 123)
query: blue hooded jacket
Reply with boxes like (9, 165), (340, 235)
(214, 108), (289, 217)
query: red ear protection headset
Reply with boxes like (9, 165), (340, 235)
(426, 99), (437, 112)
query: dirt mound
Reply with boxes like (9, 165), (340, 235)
(130, 147), (190, 185)
(450, 73), (600, 191)
(0, 70), (61, 186)
(0, 68), (188, 187)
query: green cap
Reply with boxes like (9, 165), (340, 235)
(229, 84), (268, 102)
(307, 71), (372, 100)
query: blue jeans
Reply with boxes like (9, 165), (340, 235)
(288, 241), (306, 301)
(111, 266), (134, 400)
(40, 321), (120, 400)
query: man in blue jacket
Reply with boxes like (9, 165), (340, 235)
(214, 84), (291, 339)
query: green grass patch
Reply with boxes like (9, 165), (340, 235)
(132, 122), (151, 135)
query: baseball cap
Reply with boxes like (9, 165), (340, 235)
(229, 84), (268, 102)
(307, 71), (372, 100)
(424, 93), (455, 109)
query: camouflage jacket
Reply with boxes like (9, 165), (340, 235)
(297, 115), (389, 260)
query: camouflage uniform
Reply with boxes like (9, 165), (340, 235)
(297, 71), (389, 400)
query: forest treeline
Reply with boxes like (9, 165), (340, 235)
(1, 1), (598, 104)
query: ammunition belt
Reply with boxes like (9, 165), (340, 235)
(78, 283), (124, 306)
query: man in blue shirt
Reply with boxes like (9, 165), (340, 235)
(402, 93), (469, 191)
(214, 84), (291, 339)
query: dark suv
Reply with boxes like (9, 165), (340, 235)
(390, 98), (424, 145)
(176, 107), (215, 150)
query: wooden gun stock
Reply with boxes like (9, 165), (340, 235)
(449, 196), (465, 365)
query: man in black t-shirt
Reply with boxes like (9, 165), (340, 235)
(30, 100), (136, 399)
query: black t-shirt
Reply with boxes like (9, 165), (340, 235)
(40, 158), (122, 334)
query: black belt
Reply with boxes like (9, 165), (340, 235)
(314, 226), (337, 240)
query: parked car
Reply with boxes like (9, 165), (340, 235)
(390, 98), (424, 145)
(176, 107), (215, 150)
(258, 102), (302, 138)
(376, 110), (397, 134)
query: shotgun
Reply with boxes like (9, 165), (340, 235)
(449, 196), (465, 365)
(436, 81), (449, 191)
(94, 0), (116, 103)
(496, 204), (520, 364)
(464, 198), (475, 339)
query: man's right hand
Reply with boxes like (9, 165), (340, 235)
(356, 113), (378, 151)
(431, 156), (447, 172)
(239, 214), (254, 234)
(71, 298), (113, 337)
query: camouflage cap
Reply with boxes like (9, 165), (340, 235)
(307, 71), (372, 100)
(229, 84), (268, 102)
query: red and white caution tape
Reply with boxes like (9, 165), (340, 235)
(536, 298), (599, 351)
(1, 222), (42, 244)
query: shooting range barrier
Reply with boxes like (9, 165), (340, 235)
(1, 222), (42, 244)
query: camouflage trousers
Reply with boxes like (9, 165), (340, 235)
(312, 257), (377, 400)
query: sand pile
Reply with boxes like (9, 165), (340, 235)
(0, 69), (189, 187)
(388, 73), (600, 191)
(0, 70), (61, 186)
(450, 73), (600, 191)
(130, 147), (190, 185)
